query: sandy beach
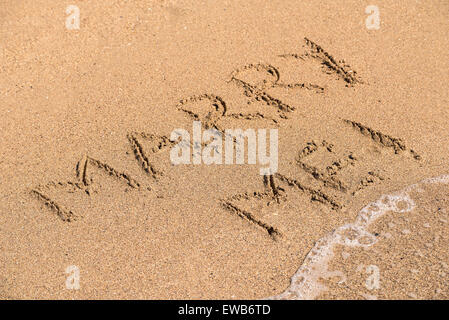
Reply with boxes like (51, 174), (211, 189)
(0, 0), (448, 299)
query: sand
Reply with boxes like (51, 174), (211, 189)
(0, 0), (448, 299)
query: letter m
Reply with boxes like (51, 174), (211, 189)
(224, 129), (257, 165)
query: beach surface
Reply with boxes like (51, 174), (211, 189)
(0, 0), (448, 299)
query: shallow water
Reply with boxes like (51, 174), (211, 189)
(271, 175), (449, 300)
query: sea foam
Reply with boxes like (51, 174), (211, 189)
(270, 174), (449, 300)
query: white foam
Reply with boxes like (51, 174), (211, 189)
(269, 174), (449, 300)
(421, 174), (449, 184)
